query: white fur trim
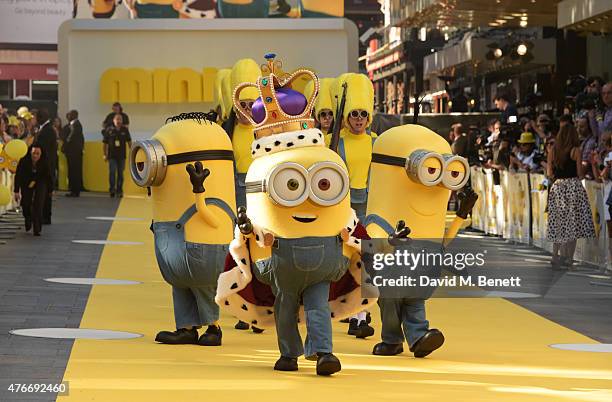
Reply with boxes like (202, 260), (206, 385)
(251, 128), (324, 159)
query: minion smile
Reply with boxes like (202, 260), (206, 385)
(292, 214), (318, 223)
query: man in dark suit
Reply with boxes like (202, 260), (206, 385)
(34, 108), (57, 224)
(63, 110), (84, 197)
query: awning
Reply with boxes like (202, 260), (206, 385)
(0, 64), (58, 80)
(557, 0), (612, 32)
(424, 38), (556, 76)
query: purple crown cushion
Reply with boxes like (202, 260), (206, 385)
(252, 87), (308, 124)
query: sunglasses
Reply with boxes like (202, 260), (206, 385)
(240, 101), (254, 109)
(349, 110), (369, 119)
(319, 111), (333, 119)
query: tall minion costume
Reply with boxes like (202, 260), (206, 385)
(89, 0), (121, 18)
(304, 78), (335, 135)
(215, 54), (377, 375)
(334, 73), (376, 223)
(129, 113), (236, 346)
(365, 124), (477, 358)
(214, 68), (232, 124)
(226, 58), (261, 210)
(217, 0), (269, 17)
(125, 0), (178, 18)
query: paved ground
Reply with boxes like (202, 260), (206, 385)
(0, 193), (118, 401)
(1, 197), (611, 401)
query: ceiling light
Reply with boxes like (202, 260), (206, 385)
(494, 48), (503, 58)
(520, 20), (528, 27)
(517, 44), (528, 56)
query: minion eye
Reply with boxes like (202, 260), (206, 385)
(308, 163), (349, 206)
(271, 167), (307, 203)
(441, 156), (470, 190)
(418, 158), (443, 184)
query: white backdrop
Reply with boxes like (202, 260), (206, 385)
(58, 18), (359, 140)
(0, 0), (73, 44)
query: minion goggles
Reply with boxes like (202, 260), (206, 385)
(245, 161), (349, 207)
(129, 139), (234, 187)
(371, 149), (470, 190)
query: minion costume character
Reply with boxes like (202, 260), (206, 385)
(304, 78), (335, 135)
(215, 54), (377, 375)
(124, 0), (178, 18)
(365, 124), (477, 358)
(224, 58), (260, 210)
(217, 0), (269, 17)
(129, 113), (236, 346)
(328, 73), (376, 224)
(89, 0), (122, 18)
(214, 69), (232, 125)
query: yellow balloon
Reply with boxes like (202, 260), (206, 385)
(0, 185), (11, 206)
(5, 139), (28, 160)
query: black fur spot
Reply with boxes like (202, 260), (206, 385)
(240, 258), (247, 265)
(318, 133), (322, 138)
(230, 283), (238, 290)
(298, 135), (305, 139)
(251, 151), (255, 155)
(274, 140), (281, 146)
(354, 239), (360, 244)
(255, 234), (260, 241)
(331, 312), (335, 318)
(356, 262), (362, 268)
(267, 309), (274, 315)
(185, 7), (191, 12)
(340, 299), (347, 303)
(353, 220), (357, 226)
(256, 143), (261, 149)
(346, 227), (351, 232)
(361, 299), (368, 305)
(265, 147), (272, 152)
(224, 300), (230, 306)
(200, 13), (206, 17)
(241, 304), (248, 311)
(251, 320), (257, 325)
(286, 142), (294, 147)
(313, 139), (318, 144)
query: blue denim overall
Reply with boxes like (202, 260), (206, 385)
(151, 198), (235, 329)
(254, 235), (349, 358)
(364, 213), (430, 347)
(338, 136), (376, 223)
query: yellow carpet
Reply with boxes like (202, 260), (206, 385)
(58, 199), (612, 401)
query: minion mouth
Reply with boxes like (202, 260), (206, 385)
(292, 214), (318, 223)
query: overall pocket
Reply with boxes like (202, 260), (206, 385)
(291, 244), (325, 272)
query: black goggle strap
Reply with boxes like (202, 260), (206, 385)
(165, 150), (234, 166)
(371, 153), (406, 168)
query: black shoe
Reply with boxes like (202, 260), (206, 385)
(252, 326), (264, 334)
(274, 356), (298, 371)
(33, 232), (41, 237)
(198, 325), (222, 346)
(117, 193), (124, 198)
(410, 329), (445, 358)
(354, 321), (375, 339)
(155, 327), (198, 344)
(110, 192), (115, 198)
(234, 320), (250, 330)
(24, 221), (31, 232)
(43, 218), (51, 225)
(347, 318), (358, 335)
(372, 342), (403, 356)
(316, 353), (341, 376)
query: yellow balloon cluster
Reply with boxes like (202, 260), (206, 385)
(5, 139), (28, 160)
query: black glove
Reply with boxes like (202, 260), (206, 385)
(388, 220), (411, 246)
(186, 161), (210, 194)
(235, 206), (253, 235)
(456, 187), (478, 219)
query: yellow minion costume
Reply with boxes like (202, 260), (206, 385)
(332, 73), (376, 223)
(89, 0), (121, 18)
(226, 58), (260, 209)
(129, 113), (236, 346)
(214, 69), (231, 124)
(365, 124), (477, 358)
(304, 77), (335, 134)
(215, 54), (377, 375)
(126, 0), (178, 18)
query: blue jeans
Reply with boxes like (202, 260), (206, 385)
(378, 298), (429, 347)
(109, 158), (125, 195)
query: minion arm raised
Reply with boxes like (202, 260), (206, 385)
(186, 161), (220, 228)
(443, 188), (478, 247)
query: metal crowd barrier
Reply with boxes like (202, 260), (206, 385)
(470, 167), (609, 270)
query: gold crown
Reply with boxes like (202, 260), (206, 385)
(232, 54), (319, 140)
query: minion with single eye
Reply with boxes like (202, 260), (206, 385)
(365, 124), (477, 358)
(130, 113), (236, 347)
(216, 55), (376, 376)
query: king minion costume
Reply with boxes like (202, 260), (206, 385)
(129, 113), (236, 346)
(215, 54), (377, 375)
